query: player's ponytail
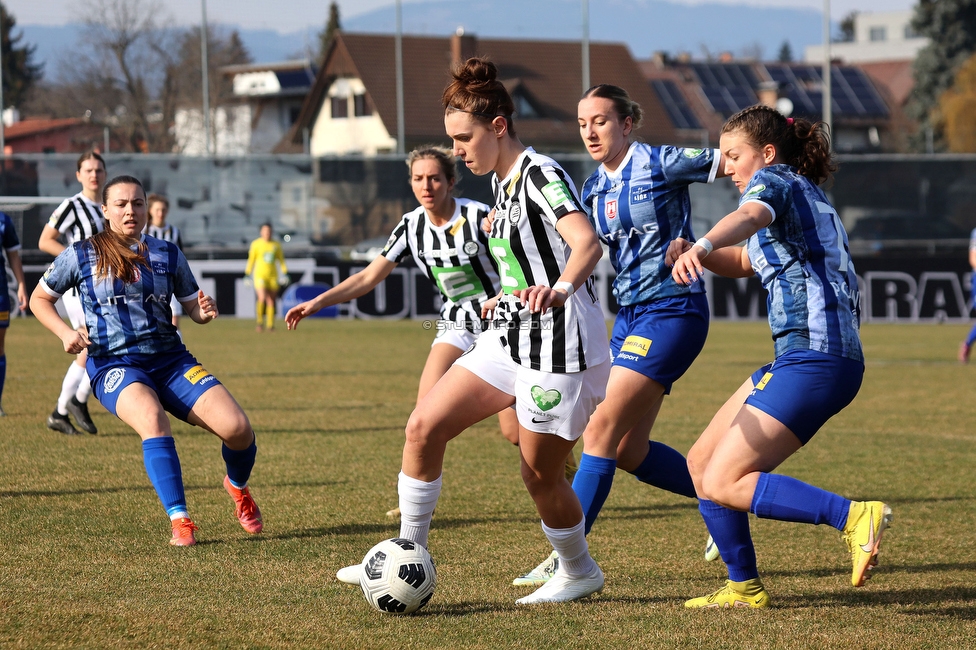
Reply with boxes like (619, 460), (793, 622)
(91, 175), (149, 283)
(722, 104), (837, 185)
(442, 57), (517, 137)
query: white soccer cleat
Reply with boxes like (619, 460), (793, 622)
(335, 564), (362, 585)
(512, 550), (559, 586)
(705, 534), (720, 562)
(514, 565), (604, 605)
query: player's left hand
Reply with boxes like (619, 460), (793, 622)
(513, 284), (567, 314)
(482, 209), (495, 235)
(198, 290), (218, 322)
(671, 246), (707, 286)
(16, 286), (27, 311)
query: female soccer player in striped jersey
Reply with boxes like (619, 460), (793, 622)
(285, 145), (519, 448)
(30, 175), (263, 548)
(514, 84), (724, 586)
(38, 150), (106, 436)
(340, 57), (612, 606)
(145, 194), (184, 327)
(669, 105), (891, 608)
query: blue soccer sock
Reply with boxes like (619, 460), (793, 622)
(0, 354), (6, 405)
(572, 454), (617, 535)
(142, 437), (188, 518)
(699, 499), (758, 582)
(222, 438), (257, 489)
(750, 473), (851, 530)
(629, 441), (696, 499)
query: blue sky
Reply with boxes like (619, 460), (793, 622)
(8, 0), (916, 32)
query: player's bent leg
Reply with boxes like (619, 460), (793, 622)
(843, 501), (893, 587)
(686, 378), (755, 494)
(186, 386), (262, 533)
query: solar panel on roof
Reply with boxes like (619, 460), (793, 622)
(651, 80), (701, 130)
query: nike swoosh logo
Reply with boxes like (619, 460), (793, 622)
(860, 507), (876, 554)
(531, 417), (554, 424)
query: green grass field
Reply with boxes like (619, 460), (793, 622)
(2, 318), (976, 649)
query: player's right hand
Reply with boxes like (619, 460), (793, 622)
(665, 237), (692, 267)
(481, 209), (496, 235)
(61, 328), (90, 354)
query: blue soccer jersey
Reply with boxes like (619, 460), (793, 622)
(740, 165), (863, 362)
(581, 142), (721, 306)
(38, 235), (199, 357)
(0, 211), (21, 300)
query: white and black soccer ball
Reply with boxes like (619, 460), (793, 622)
(359, 538), (436, 614)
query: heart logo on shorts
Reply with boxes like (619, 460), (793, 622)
(530, 385), (562, 411)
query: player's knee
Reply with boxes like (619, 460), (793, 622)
(699, 466), (734, 506)
(221, 409), (253, 447)
(404, 409), (436, 448)
(686, 444), (708, 484)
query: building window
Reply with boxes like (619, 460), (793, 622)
(514, 93), (539, 119)
(353, 94), (371, 117)
(288, 106), (301, 125)
(869, 26), (886, 42)
(331, 96), (348, 119)
(904, 25), (920, 39)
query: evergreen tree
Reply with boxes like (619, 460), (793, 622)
(908, 0), (976, 151)
(318, 2), (341, 64)
(838, 12), (857, 43)
(777, 41), (793, 62)
(1, 2), (42, 109)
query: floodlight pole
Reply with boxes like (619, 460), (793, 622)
(201, 0), (212, 155)
(581, 0), (590, 93)
(395, 0), (405, 155)
(822, 0), (832, 150)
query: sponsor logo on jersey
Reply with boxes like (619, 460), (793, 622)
(463, 240), (480, 256)
(183, 364), (212, 385)
(745, 184), (766, 197)
(449, 216), (467, 237)
(104, 368), (126, 393)
(606, 199), (618, 220)
(384, 233), (397, 251)
(530, 385), (562, 411)
(631, 185), (651, 203)
(541, 180), (573, 210)
(620, 335), (652, 357)
(683, 148), (705, 158)
(508, 201), (522, 225)
(616, 352), (641, 362)
(152, 261), (168, 275)
(605, 224), (657, 242)
(755, 372), (773, 390)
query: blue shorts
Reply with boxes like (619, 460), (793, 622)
(609, 293), (709, 394)
(88, 347), (223, 422)
(745, 349), (864, 445)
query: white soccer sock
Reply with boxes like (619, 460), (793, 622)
(75, 372), (92, 403)
(398, 471), (442, 548)
(541, 517), (595, 578)
(57, 362), (87, 414)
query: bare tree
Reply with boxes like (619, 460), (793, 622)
(68, 0), (180, 152)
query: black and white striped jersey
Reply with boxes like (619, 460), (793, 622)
(147, 223), (183, 249)
(382, 198), (500, 329)
(47, 192), (104, 245)
(488, 148), (608, 373)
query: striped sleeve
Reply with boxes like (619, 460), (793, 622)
(381, 216), (412, 264)
(525, 163), (585, 226)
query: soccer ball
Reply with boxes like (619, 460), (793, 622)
(359, 538), (436, 614)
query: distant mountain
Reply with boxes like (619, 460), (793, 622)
(22, 0), (824, 76)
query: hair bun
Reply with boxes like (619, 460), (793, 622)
(454, 57), (498, 87)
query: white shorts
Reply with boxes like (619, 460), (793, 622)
(431, 321), (477, 352)
(61, 291), (86, 330)
(454, 332), (610, 441)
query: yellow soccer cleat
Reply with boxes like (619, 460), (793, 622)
(843, 500), (893, 587)
(684, 578), (770, 609)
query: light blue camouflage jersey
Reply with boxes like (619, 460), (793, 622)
(581, 142), (721, 306)
(740, 164), (863, 362)
(38, 235), (199, 357)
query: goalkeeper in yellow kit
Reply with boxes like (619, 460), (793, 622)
(245, 223), (288, 331)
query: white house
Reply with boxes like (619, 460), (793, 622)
(805, 11), (928, 64)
